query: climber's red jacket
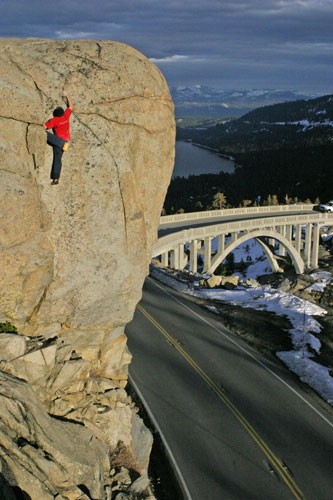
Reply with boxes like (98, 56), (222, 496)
(44, 108), (72, 141)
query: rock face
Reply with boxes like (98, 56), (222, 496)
(0, 39), (175, 498)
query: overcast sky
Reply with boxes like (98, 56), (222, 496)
(1, 0), (332, 94)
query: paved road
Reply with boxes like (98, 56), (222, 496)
(158, 209), (317, 237)
(126, 277), (333, 500)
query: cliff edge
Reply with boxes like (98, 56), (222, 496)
(0, 39), (175, 499)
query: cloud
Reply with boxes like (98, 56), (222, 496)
(150, 55), (189, 64)
(54, 22), (124, 40)
(55, 31), (95, 40)
(0, 0), (332, 93)
(149, 55), (206, 65)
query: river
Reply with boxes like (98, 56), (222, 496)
(173, 141), (235, 178)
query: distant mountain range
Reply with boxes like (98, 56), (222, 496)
(177, 93), (333, 153)
(170, 85), (318, 118)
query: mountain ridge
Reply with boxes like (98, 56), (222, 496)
(177, 93), (333, 153)
(171, 85), (319, 118)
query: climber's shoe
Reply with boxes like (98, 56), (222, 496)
(51, 179), (59, 185)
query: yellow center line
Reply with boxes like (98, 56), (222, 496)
(137, 303), (306, 500)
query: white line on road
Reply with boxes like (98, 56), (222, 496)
(129, 374), (193, 500)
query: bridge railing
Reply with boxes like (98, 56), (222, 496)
(160, 204), (315, 226)
(153, 211), (332, 258)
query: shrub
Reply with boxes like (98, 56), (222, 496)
(0, 321), (18, 333)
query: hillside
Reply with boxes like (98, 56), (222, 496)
(166, 94), (333, 212)
(177, 93), (333, 153)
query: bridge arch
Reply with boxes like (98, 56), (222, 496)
(154, 209), (331, 273)
(208, 229), (305, 275)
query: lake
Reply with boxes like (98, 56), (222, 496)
(173, 141), (235, 178)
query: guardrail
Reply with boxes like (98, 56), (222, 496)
(160, 204), (315, 226)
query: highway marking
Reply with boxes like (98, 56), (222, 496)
(150, 277), (333, 431)
(137, 302), (306, 499)
(129, 374), (193, 500)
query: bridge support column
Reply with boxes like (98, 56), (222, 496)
(169, 247), (178, 269)
(285, 224), (293, 242)
(180, 244), (187, 269)
(304, 223), (313, 269)
(210, 234), (225, 272)
(203, 237), (212, 273)
(278, 226), (287, 256)
(311, 223), (320, 269)
(170, 244), (186, 270)
(230, 232), (237, 244)
(218, 234), (225, 254)
(190, 239), (198, 273)
(294, 225), (302, 252)
(161, 252), (168, 267)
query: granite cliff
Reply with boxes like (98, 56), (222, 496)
(0, 39), (175, 499)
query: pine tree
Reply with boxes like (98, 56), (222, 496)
(211, 192), (227, 209)
(264, 194), (279, 206)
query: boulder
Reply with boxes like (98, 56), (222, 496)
(320, 283), (333, 308)
(204, 274), (239, 289)
(0, 333), (26, 361)
(221, 275), (239, 288)
(0, 38), (174, 335)
(0, 39), (175, 498)
(242, 278), (260, 288)
(206, 275), (222, 288)
(288, 274), (315, 294)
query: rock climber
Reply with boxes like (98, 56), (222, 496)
(44, 92), (73, 185)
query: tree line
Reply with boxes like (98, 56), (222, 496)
(164, 143), (332, 214)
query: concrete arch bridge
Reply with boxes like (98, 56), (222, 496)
(152, 205), (333, 275)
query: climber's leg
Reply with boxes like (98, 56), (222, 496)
(50, 146), (64, 182)
(47, 132), (65, 183)
(46, 131), (65, 149)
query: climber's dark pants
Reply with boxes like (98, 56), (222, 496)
(47, 132), (65, 180)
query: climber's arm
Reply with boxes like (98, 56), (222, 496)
(63, 91), (73, 110)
